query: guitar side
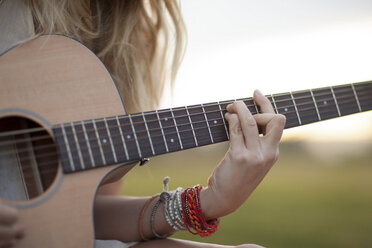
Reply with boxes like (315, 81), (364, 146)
(0, 35), (133, 247)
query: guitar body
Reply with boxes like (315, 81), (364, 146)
(0, 36), (134, 247)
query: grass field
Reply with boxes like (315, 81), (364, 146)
(121, 141), (372, 248)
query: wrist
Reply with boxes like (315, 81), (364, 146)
(199, 187), (220, 220)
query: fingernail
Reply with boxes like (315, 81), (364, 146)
(255, 89), (263, 96)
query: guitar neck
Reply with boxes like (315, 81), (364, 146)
(53, 81), (372, 173)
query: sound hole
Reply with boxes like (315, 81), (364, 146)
(0, 116), (58, 201)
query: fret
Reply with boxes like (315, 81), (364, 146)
(173, 107), (197, 149)
(241, 98), (258, 115)
(270, 94), (279, 114)
(146, 111), (167, 154)
(254, 100), (260, 114)
(91, 120), (106, 165)
(290, 92), (302, 125)
(186, 106), (199, 146)
(219, 101), (231, 137)
(94, 119), (115, 165)
(292, 91), (319, 125)
(103, 118), (118, 163)
(65, 124), (84, 170)
(53, 126), (72, 172)
(65, 123), (85, 170)
(52, 80), (372, 174)
(71, 122), (85, 169)
(310, 89), (321, 121)
(170, 109), (183, 149)
(203, 102), (228, 143)
(354, 81), (372, 111)
(155, 110), (169, 153)
(158, 109), (182, 152)
(312, 88), (339, 120)
(330, 87), (341, 116)
(118, 116), (139, 159)
(130, 114), (153, 157)
(128, 115), (142, 158)
(201, 104), (214, 143)
(106, 117), (127, 162)
(351, 84), (362, 112)
(115, 116), (129, 160)
(82, 121), (104, 167)
(187, 104), (213, 146)
(65, 122), (92, 171)
(271, 93), (300, 128)
(80, 121), (95, 168)
(333, 85), (359, 116)
(217, 101), (229, 139)
(142, 113), (155, 155)
(60, 124), (76, 171)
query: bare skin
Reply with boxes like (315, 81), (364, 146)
(0, 90), (285, 247)
(0, 204), (24, 248)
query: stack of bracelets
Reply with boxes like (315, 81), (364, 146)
(140, 177), (220, 240)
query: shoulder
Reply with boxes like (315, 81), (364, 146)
(0, 0), (34, 55)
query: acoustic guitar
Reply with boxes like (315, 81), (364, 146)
(0, 35), (371, 247)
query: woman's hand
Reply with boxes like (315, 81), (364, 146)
(0, 203), (24, 248)
(201, 90), (286, 219)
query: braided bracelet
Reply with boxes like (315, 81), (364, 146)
(138, 195), (159, 240)
(150, 177), (171, 239)
(182, 185), (220, 237)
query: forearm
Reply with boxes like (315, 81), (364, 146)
(94, 195), (174, 242)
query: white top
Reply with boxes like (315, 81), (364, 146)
(0, 0), (34, 54)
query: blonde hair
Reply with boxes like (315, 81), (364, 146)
(26, 0), (186, 113)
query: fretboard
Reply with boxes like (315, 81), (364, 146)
(53, 81), (372, 173)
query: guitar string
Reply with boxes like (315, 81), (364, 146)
(47, 84), (372, 129)
(0, 99), (357, 160)
(1, 86), (370, 143)
(3, 102), (358, 179)
(13, 130), (236, 181)
(44, 85), (372, 135)
(0, 89), (370, 147)
(11, 106), (370, 180)
(1, 101), (369, 174)
(0, 92), (370, 152)
(0, 84), (370, 138)
(0, 92), (370, 153)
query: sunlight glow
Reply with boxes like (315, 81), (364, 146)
(165, 1), (372, 142)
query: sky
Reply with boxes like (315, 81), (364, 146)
(164, 0), (372, 142)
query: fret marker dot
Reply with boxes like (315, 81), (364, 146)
(213, 120), (218, 124)
(126, 135), (131, 139)
(323, 101), (328, 105)
(102, 138), (107, 144)
(170, 138), (174, 143)
(164, 117), (168, 121)
(284, 108), (288, 112)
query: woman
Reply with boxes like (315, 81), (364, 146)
(0, 0), (286, 247)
